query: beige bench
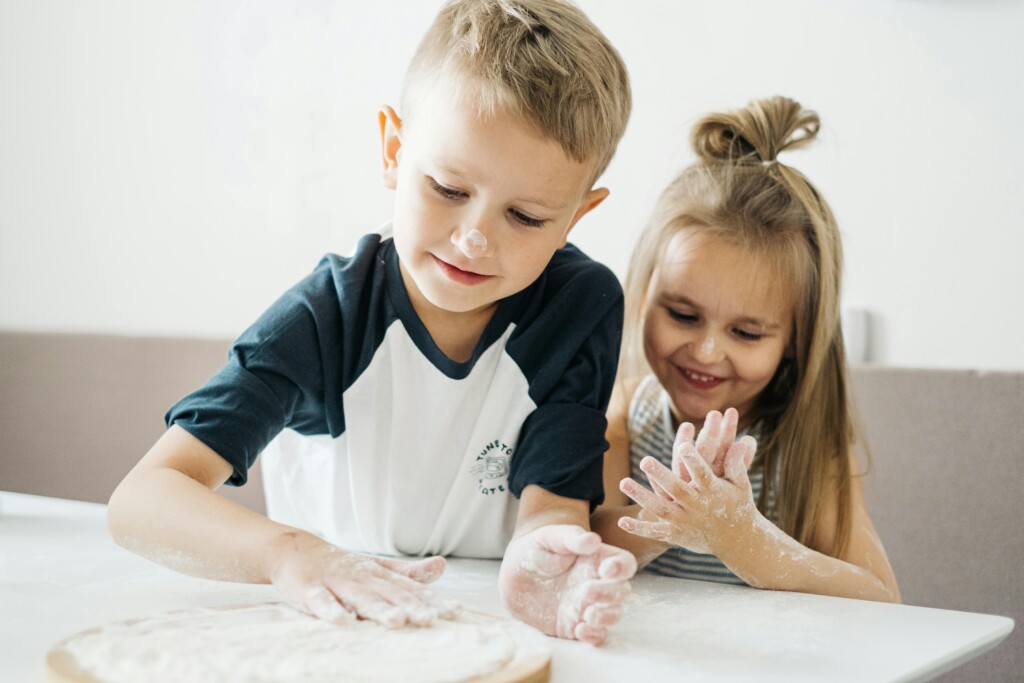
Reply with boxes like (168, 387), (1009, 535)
(1, 331), (1019, 680)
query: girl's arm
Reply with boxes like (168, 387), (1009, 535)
(108, 425), (452, 625)
(622, 444), (901, 603)
(589, 380), (672, 567)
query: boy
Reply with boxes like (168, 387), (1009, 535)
(108, 0), (634, 646)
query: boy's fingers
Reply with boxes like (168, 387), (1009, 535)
(376, 555), (446, 583)
(583, 603), (624, 627)
(304, 586), (356, 625)
(598, 549), (637, 579)
(542, 525), (603, 556)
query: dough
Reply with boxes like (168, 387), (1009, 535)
(47, 603), (550, 683)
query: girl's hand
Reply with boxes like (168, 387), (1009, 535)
(674, 408), (746, 482)
(264, 530), (459, 628)
(618, 437), (758, 555)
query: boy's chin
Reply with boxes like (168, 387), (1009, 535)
(418, 284), (501, 316)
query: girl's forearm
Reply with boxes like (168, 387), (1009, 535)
(107, 465), (313, 584)
(590, 505), (670, 568)
(716, 511), (900, 603)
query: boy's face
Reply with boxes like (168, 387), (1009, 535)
(379, 86), (607, 319)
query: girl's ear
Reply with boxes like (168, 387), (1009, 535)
(378, 106), (403, 189)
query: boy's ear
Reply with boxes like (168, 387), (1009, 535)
(378, 106), (403, 189)
(558, 187), (609, 246)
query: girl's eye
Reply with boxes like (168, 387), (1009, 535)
(429, 177), (467, 200)
(734, 328), (764, 342)
(667, 309), (698, 324)
(509, 209), (546, 228)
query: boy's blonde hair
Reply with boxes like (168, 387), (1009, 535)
(621, 96), (856, 558)
(401, 0), (631, 185)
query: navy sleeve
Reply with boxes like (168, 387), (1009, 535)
(507, 255), (624, 510)
(166, 258), (345, 486)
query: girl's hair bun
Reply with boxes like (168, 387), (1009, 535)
(691, 96), (820, 165)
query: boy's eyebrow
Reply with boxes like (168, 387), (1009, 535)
(660, 293), (783, 330)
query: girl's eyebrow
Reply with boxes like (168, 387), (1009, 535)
(660, 292), (783, 331)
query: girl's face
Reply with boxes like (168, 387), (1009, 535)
(643, 230), (795, 431)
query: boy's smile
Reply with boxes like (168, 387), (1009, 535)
(430, 253), (494, 286)
(379, 83), (607, 338)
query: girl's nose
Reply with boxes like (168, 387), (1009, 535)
(691, 333), (724, 364)
(451, 227), (490, 258)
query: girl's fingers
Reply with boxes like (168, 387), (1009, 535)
(724, 438), (754, 489)
(618, 516), (676, 543)
(620, 477), (679, 518)
(672, 422), (696, 480)
(740, 435), (757, 469)
(695, 410), (722, 465)
(650, 476), (673, 502)
(639, 457), (694, 504)
(680, 442), (715, 488)
(718, 408), (739, 470)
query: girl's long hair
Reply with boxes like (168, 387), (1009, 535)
(621, 96), (855, 557)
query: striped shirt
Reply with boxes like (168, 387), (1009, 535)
(628, 375), (778, 584)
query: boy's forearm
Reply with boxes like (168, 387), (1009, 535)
(590, 505), (669, 568)
(107, 465), (306, 584)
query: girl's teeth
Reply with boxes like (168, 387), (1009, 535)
(686, 370), (715, 382)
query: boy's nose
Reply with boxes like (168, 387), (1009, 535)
(451, 227), (491, 258)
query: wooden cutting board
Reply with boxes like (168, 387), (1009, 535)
(46, 603), (551, 683)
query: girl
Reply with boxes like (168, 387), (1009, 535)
(592, 96), (900, 602)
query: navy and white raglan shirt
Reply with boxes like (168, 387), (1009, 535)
(166, 232), (623, 560)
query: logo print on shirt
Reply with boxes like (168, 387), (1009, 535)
(470, 440), (512, 496)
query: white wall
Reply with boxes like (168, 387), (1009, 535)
(2, 0), (1022, 370)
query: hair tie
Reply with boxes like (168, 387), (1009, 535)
(761, 159), (777, 167)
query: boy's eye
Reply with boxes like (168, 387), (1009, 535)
(667, 308), (698, 324)
(429, 177), (468, 200)
(509, 208), (546, 228)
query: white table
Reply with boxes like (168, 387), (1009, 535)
(0, 491), (1013, 682)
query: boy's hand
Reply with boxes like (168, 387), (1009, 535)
(498, 524), (636, 646)
(265, 530), (458, 628)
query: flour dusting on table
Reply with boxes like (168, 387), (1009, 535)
(55, 602), (546, 683)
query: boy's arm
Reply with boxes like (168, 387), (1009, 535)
(497, 485), (636, 646)
(590, 380), (672, 567)
(108, 425), (453, 626)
